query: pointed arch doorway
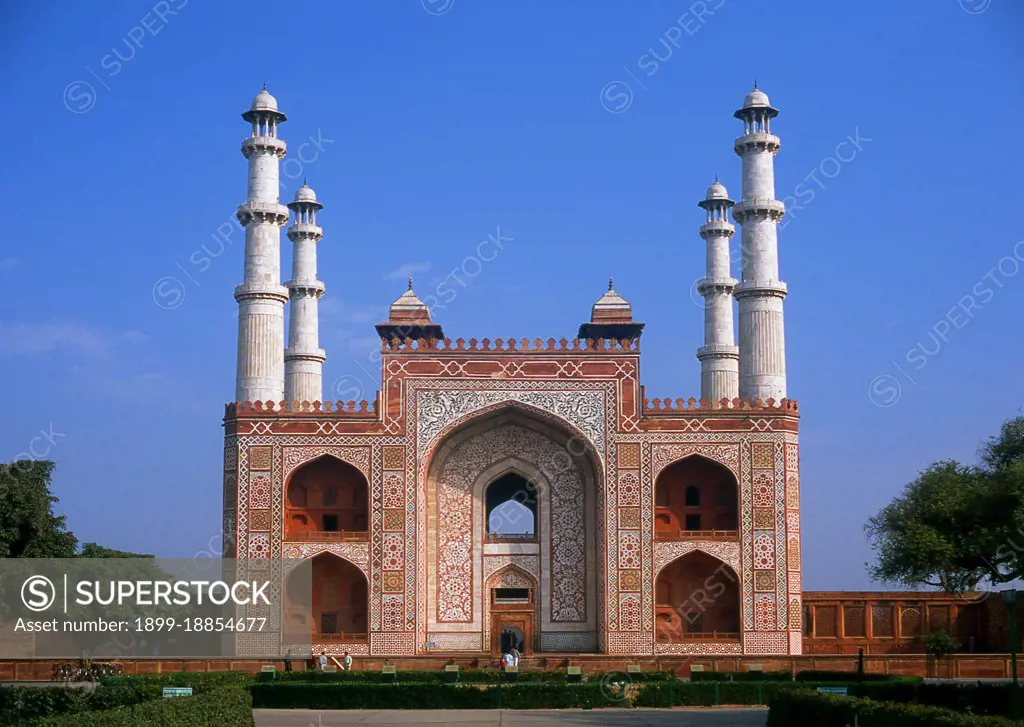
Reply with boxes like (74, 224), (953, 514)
(487, 565), (537, 655)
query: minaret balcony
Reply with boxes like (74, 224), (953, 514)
(734, 279), (788, 300)
(284, 348), (326, 364)
(236, 201), (290, 226)
(732, 198), (785, 223)
(696, 277), (738, 296)
(699, 220), (735, 238)
(734, 132), (781, 155)
(241, 136), (287, 158)
(696, 344), (739, 361)
(234, 283), (290, 304)
(285, 279), (326, 297)
(287, 223), (323, 240)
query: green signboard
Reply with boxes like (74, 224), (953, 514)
(162, 687), (193, 698)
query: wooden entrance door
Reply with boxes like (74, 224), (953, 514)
(491, 612), (533, 655)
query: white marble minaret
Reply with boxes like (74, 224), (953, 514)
(235, 86), (290, 403)
(696, 179), (739, 402)
(284, 182), (326, 403)
(732, 84), (788, 401)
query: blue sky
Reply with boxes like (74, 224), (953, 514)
(1, 0), (1021, 589)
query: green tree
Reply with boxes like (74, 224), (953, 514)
(79, 543), (153, 558)
(866, 416), (1024, 592)
(0, 460), (78, 558)
(979, 415), (1024, 472)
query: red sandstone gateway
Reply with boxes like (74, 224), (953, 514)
(223, 84), (804, 660)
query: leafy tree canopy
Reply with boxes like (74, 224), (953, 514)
(866, 415), (1024, 593)
(0, 459), (151, 558)
(0, 460), (78, 558)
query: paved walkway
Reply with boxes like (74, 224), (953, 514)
(254, 708), (769, 727)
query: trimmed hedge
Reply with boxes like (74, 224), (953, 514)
(795, 670), (918, 682)
(101, 672), (254, 689)
(28, 687), (253, 727)
(847, 682), (1018, 718)
(248, 682), (615, 709)
(0, 685), (161, 726)
(102, 668), (673, 687)
(633, 680), (928, 707)
(690, 669), (792, 682)
(634, 680), (794, 707)
(767, 690), (1014, 727)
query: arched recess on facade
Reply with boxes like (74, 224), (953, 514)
(422, 404), (602, 651)
(285, 455), (369, 541)
(284, 552), (369, 644)
(654, 551), (740, 644)
(485, 564), (540, 653)
(484, 469), (538, 540)
(654, 455), (738, 539)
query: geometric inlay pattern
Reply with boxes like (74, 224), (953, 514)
(416, 388), (606, 463)
(651, 443), (740, 479)
(653, 541), (741, 576)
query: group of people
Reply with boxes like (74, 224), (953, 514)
(316, 650), (353, 671)
(501, 647), (521, 669)
(499, 626), (522, 670)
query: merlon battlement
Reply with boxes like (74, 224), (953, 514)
(641, 396), (799, 414)
(225, 399), (378, 418)
(381, 337), (640, 353)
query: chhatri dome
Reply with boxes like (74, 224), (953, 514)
(705, 178), (730, 201)
(374, 278), (445, 343)
(251, 86), (280, 113)
(736, 82), (778, 120)
(577, 278), (645, 342)
(293, 181), (320, 205)
(743, 87), (771, 109)
(242, 84), (287, 123)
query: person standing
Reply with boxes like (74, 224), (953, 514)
(510, 647), (520, 667)
(342, 652), (353, 672)
(318, 651), (328, 671)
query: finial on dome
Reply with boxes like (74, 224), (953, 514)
(608, 276), (614, 291)
(263, 81), (267, 90)
(753, 79), (758, 89)
(303, 176), (307, 186)
(408, 276), (414, 291)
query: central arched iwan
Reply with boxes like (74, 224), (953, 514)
(423, 407), (602, 653)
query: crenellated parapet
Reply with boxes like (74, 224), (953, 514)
(381, 336), (640, 353)
(641, 396), (799, 414)
(225, 399), (378, 418)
